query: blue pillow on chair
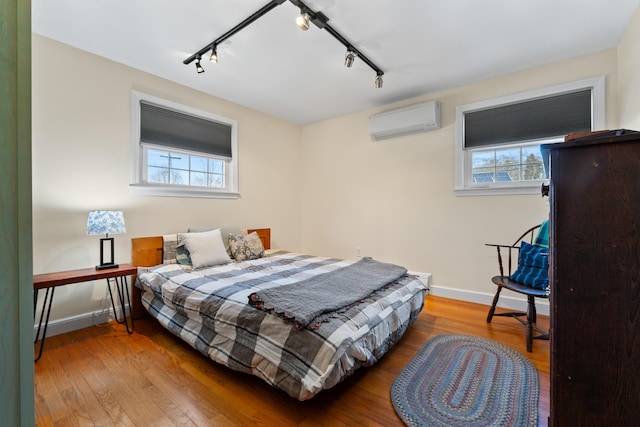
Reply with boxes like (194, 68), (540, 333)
(510, 241), (549, 290)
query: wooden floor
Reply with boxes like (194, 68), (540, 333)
(35, 296), (550, 426)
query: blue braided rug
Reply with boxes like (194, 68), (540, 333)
(391, 334), (539, 427)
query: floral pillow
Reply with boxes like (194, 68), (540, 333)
(228, 232), (265, 261)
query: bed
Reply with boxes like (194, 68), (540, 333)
(131, 228), (428, 400)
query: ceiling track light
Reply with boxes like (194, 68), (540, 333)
(296, 12), (310, 31)
(375, 74), (383, 89)
(183, 0), (384, 87)
(344, 50), (356, 68)
(195, 55), (204, 73)
(209, 45), (218, 63)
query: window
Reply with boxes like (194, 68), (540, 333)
(145, 148), (226, 187)
(471, 145), (546, 184)
(130, 91), (238, 198)
(454, 76), (605, 195)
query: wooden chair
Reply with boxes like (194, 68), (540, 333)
(486, 225), (549, 352)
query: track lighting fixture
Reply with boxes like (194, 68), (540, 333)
(344, 50), (356, 68)
(195, 55), (204, 73)
(209, 45), (218, 63)
(184, 0), (384, 87)
(375, 74), (383, 89)
(296, 12), (310, 31)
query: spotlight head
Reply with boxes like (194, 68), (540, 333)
(210, 46), (218, 63)
(296, 12), (310, 31)
(195, 56), (205, 73)
(344, 50), (356, 68)
(375, 74), (383, 89)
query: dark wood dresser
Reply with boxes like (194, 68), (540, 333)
(544, 131), (640, 426)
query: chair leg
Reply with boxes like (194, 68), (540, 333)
(525, 295), (536, 352)
(529, 295), (537, 323)
(487, 287), (503, 323)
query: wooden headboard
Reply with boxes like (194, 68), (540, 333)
(130, 228), (271, 318)
(130, 236), (163, 318)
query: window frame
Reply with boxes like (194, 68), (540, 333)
(130, 91), (239, 199)
(454, 76), (605, 196)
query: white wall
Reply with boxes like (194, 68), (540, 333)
(300, 49), (619, 305)
(32, 35), (302, 324)
(618, 4), (640, 130)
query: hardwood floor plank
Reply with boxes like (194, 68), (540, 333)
(34, 357), (64, 425)
(67, 344), (136, 426)
(38, 348), (80, 424)
(62, 372), (112, 426)
(94, 348), (177, 426)
(35, 296), (550, 426)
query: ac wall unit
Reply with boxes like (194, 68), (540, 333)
(368, 101), (441, 141)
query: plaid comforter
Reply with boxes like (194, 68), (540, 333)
(136, 250), (427, 400)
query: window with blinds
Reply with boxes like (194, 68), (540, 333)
(463, 89), (592, 149)
(140, 101), (232, 158)
(454, 76), (605, 196)
(130, 92), (239, 198)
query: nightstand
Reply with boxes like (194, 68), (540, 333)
(33, 264), (138, 361)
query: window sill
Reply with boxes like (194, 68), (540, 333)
(454, 183), (546, 197)
(129, 184), (240, 199)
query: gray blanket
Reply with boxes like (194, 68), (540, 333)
(248, 257), (407, 328)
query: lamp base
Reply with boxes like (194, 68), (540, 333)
(96, 263), (119, 270)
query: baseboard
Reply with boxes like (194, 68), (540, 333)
(429, 284), (549, 316)
(34, 305), (128, 339)
(401, 273), (548, 316)
(35, 281), (547, 338)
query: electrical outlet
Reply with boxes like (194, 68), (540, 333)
(356, 247), (361, 257)
(408, 271), (432, 291)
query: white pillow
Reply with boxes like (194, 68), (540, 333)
(180, 228), (231, 269)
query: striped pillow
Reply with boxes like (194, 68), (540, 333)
(509, 241), (549, 290)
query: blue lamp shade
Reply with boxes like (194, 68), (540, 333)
(87, 210), (126, 270)
(87, 210), (126, 236)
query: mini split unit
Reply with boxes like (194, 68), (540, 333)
(368, 101), (441, 141)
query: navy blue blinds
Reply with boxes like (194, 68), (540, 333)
(464, 89), (592, 148)
(140, 101), (232, 158)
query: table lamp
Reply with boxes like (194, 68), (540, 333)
(87, 210), (126, 270)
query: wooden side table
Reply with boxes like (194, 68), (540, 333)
(33, 264), (138, 362)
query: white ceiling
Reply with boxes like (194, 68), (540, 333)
(32, 0), (638, 125)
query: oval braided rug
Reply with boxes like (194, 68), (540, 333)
(391, 334), (539, 427)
